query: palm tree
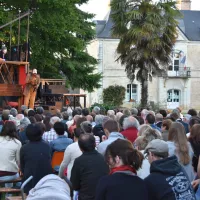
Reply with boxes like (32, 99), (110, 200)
(111, 0), (181, 107)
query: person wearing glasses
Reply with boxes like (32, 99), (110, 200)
(144, 139), (196, 200)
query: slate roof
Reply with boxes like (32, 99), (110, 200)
(96, 10), (200, 41)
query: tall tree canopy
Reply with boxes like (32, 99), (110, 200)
(111, 0), (181, 107)
(0, 0), (101, 92)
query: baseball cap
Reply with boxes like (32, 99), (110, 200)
(32, 69), (37, 74)
(144, 139), (168, 154)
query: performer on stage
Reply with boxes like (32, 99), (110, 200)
(23, 69), (40, 109)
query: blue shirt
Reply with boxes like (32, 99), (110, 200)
(50, 135), (73, 155)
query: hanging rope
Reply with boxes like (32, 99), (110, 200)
(25, 11), (30, 63)
(17, 10), (21, 60)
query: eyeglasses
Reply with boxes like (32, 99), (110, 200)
(144, 152), (149, 160)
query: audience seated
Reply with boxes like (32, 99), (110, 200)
(0, 121), (21, 187)
(50, 122), (73, 155)
(59, 128), (82, 180)
(20, 123), (53, 194)
(27, 174), (71, 200)
(144, 139), (196, 200)
(42, 116), (68, 143)
(96, 139), (148, 200)
(0, 105), (199, 198)
(121, 116), (139, 142)
(167, 122), (195, 182)
(97, 119), (124, 155)
(71, 134), (109, 200)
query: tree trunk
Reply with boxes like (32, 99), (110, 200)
(141, 79), (148, 108)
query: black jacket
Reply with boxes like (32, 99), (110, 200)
(95, 172), (148, 200)
(20, 140), (53, 194)
(70, 150), (109, 200)
(144, 156), (196, 200)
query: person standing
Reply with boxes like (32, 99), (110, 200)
(23, 69), (40, 109)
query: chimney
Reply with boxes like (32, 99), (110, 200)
(181, 0), (191, 10)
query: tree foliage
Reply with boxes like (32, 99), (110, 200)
(103, 85), (126, 107)
(0, 0), (101, 92)
(111, 0), (181, 107)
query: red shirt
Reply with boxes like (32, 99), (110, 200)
(121, 127), (138, 143)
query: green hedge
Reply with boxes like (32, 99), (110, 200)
(103, 85), (126, 107)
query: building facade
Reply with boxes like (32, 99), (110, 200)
(86, 9), (200, 110)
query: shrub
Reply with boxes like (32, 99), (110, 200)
(103, 85), (126, 107)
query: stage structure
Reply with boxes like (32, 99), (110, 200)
(0, 61), (28, 108)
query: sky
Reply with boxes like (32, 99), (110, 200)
(80, 0), (200, 20)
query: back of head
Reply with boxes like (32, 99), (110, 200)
(62, 111), (69, 120)
(146, 113), (155, 124)
(170, 112), (179, 121)
(28, 109), (36, 117)
(29, 116), (36, 124)
(74, 128), (84, 139)
(107, 110), (115, 117)
(189, 116), (200, 128)
(130, 108), (138, 116)
(159, 109), (167, 118)
(105, 139), (144, 170)
(72, 109), (78, 117)
(168, 122), (189, 165)
(21, 105), (27, 114)
(93, 106), (100, 115)
(76, 116), (87, 128)
(190, 124), (200, 143)
(188, 109), (197, 117)
(116, 112), (123, 122)
(138, 124), (152, 136)
(123, 116), (139, 130)
(75, 108), (82, 115)
(19, 117), (31, 130)
(80, 121), (92, 134)
(78, 134), (95, 152)
(103, 119), (119, 133)
(95, 114), (104, 125)
(2, 109), (10, 121)
(162, 119), (172, 131)
(10, 108), (18, 117)
(86, 115), (93, 123)
(141, 109), (149, 120)
(26, 123), (43, 141)
(34, 114), (43, 122)
(155, 113), (163, 122)
(123, 109), (131, 116)
(50, 116), (61, 127)
(36, 106), (44, 115)
(54, 122), (65, 135)
(1, 121), (18, 140)
(81, 108), (89, 116)
(141, 129), (162, 150)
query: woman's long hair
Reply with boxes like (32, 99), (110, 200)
(1, 121), (18, 141)
(189, 124), (200, 144)
(168, 122), (190, 165)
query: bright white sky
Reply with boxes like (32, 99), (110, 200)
(81, 0), (200, 20)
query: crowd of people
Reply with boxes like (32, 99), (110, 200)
(0, 104), (200, 199)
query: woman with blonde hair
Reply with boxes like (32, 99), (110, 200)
(167, 122), (194, 181)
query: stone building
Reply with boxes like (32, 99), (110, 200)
(85, 1), (200, 110)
